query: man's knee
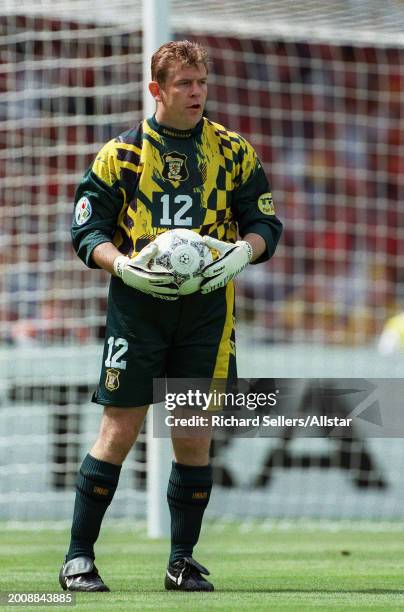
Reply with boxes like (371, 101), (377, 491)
(92, 405), (149, 464)
(172, 436), (211, 466)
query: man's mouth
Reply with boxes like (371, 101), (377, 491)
(188, 104), (201, 109)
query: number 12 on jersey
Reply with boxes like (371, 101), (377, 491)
(152, 192), (204, 228)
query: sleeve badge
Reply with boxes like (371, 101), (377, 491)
(257, 192), (275, 215)
(75, 196), (93, 226)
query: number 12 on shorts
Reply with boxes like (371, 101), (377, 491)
(105, 336), (128, 370)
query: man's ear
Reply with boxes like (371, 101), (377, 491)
(149, 80), (162, 103)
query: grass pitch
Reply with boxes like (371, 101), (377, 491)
(1, 522), (404, 611)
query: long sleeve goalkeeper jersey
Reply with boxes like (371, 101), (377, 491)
(71, 115), (283, 268)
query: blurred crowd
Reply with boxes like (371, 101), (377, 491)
(206, 37), (404, 344)
(1, 17), (403, 346)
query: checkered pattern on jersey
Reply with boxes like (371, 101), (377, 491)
(197, 121), (253, 242)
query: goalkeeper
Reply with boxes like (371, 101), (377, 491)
(59, 40), (282, 593)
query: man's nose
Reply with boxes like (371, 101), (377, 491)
(190, 82), (202, 96)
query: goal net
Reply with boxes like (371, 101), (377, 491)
(1, 0), (404, 523)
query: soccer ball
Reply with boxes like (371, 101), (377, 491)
(150, 229), (213, 295)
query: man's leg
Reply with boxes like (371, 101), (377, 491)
(60, 405), (148, 592)
(165, 428), (214, 591)
(163, 287), (235, 591)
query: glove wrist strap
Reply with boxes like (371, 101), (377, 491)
(113, 255), (130, 278)
(240, 240), (253, 263)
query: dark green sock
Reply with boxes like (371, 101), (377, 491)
(66, 453), (121, 561)
(167, 462), (213, 564)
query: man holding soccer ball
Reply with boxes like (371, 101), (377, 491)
(60, 40), (282, 593)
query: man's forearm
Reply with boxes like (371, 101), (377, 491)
(92, 242), (124, 275)
(243, 233), (266, 263)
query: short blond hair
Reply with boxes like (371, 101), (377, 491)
(151, 40), (209, 85)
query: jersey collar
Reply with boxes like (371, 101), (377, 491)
(148, 115), (203, 139)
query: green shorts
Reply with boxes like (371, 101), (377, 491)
(92, 276), (237, 408)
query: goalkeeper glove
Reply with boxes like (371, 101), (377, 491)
(113, 243), (179, 301)
(200, 236), (253, 294)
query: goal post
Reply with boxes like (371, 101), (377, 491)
(142, 0), (172, 539)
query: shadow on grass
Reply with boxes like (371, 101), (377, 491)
(112, 588), (404, 595)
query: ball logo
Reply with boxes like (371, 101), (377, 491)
(179, 252), (191, 265)
(258, 192), (275, 215)
(170, 244), (200, 275)
(75, 196), (92, 225)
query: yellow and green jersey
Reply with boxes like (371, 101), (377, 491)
(72, 115), (282, 267)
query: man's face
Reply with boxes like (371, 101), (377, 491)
(151, 61), (208, 130)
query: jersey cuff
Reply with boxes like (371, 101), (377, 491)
(77, 232), (113, 268)
(240, 221), (282, 264)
